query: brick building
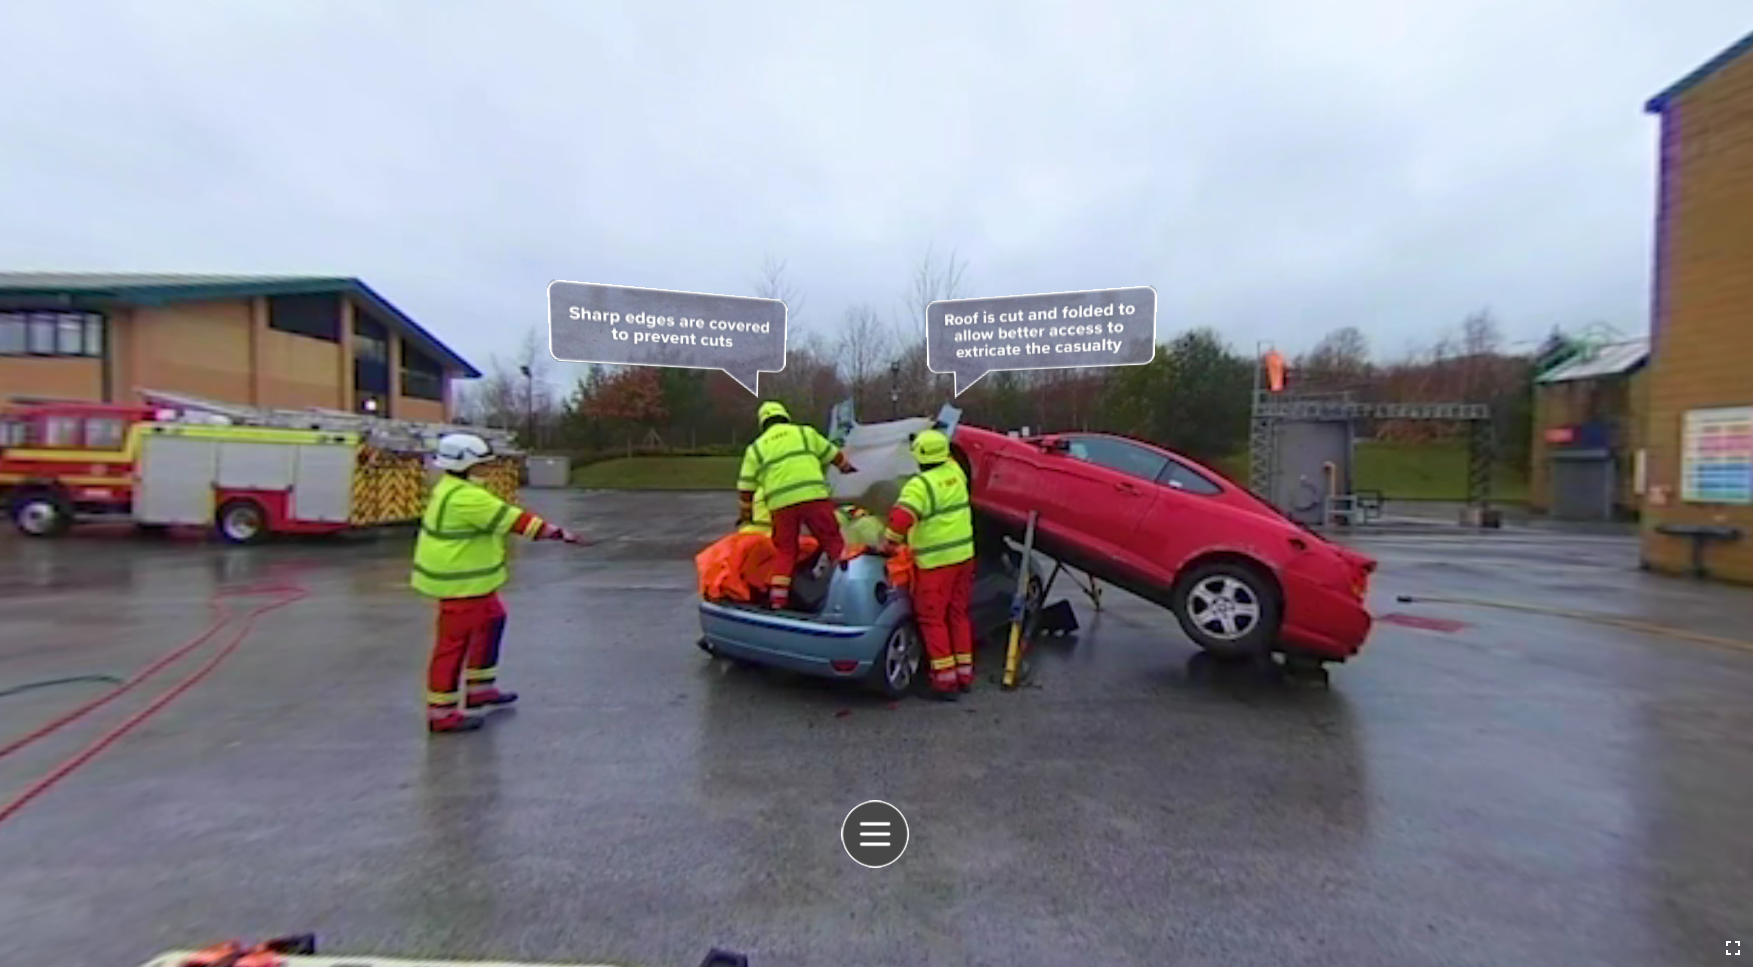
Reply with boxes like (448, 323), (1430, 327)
(1641, 31), (1753, 582)
(1529, 338), (1650, 521)
(0, 274), (480, 423)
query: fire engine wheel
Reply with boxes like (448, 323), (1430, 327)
(216, 499), (269, 545)
(10, 490), (72, 538)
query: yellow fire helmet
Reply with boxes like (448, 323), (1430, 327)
(757, 400), (791, 425)
(911, 429), (951, 466)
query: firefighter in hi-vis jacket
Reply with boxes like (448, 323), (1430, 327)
(412, 433), (586, 734)
(882, 429), (977, 700)
(736, 401), (857, 610)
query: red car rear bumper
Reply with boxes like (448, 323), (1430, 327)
(1278, 573), (1373, 660)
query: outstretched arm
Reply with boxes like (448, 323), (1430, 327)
(518, 511), (585, 543)
(808, 427), (857, 474)
(456, 491), (586, 544)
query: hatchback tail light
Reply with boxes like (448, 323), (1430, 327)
(830, 659), (859, 674)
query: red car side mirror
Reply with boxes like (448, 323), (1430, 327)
(1036, 435), (1069, 454)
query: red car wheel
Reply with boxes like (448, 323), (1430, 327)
(1172, 561), (1281, 660)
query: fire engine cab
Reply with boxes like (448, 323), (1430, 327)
(0, 390), (523, 543)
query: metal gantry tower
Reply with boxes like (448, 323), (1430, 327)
(1246, 348), (1498, 521)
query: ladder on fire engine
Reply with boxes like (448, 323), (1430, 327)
(138, 389), (522, 454)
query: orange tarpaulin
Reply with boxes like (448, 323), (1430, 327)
(885, 546), (917, 590)
(695, 531), (915, 603)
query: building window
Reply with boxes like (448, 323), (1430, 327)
(29, 313), (56, 353)
(267, 293), (341, 342)
(353, 314), (392, 395)
(353, 315), (388, 360)
(56, 313), (85, 354)
(0, 314), (23, 354)
(400, 342), (446, 402)
(0, 311), (104, 357)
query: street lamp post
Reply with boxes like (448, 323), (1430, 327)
(889, 362), (901, 420)
(519, 365), (534, 449)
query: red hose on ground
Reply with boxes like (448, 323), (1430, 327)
(0, 581), (309, 827)
(0, 599), (234, 762)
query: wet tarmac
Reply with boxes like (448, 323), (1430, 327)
(1, 490), (1750, 966)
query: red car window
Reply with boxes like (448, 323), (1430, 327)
(1064, 436), (1169, 483)
(1158, 460), (1223, 496)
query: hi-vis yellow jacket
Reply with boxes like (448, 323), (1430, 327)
(737, 422), (841, 512)
(411, 474), (546, 598)
(890, 461), (975, 570)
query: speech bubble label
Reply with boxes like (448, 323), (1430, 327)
(547, 280), (788, 394)
(926, 286), (1158, 396)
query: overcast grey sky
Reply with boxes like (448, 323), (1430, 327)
(1, 2), (1746, 387)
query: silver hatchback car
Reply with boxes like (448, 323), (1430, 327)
(696, 539), (1047, 698)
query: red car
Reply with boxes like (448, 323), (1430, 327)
(949, 426), (1376, 664)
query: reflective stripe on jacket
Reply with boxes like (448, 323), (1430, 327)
(737, 423), (839, 511)
(894, 462), (974, 569)
(411, 474), (544, 598)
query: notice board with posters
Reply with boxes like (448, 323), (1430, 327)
(1681, 405), (1753, 504)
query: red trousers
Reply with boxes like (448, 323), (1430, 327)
(914, 560), (975, 692)
(427, 592), (507, 719)
(769, 498), (845, 608)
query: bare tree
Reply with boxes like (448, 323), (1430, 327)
(1461, 310), (1503, 357)
(752, 254), (807, 323)
(871, 245), (969, 416)
(835, 304), (896, 411)
(1297, 326), (1372, 391)
(901, 244), (969, 337)
(452, 328), (561, 445)
(1458, 309), (1504, 401)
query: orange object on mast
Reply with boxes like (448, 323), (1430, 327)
(1264, 349), (1287, 392)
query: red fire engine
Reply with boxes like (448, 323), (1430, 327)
(0, 391), (523, 543)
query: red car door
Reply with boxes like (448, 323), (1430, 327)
(1124, 454), (1232, 582)
(980, 436), (1055, 532)
(1044, 435), (1170, 579)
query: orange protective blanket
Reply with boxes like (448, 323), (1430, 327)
(885, 546), (917, 590)
(695, 532), (902, 603)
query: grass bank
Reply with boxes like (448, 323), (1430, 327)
(569, 441), (1528, 502)
(571, 455), (740, 490)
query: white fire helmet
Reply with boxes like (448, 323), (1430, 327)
(434, 433), (493, 472)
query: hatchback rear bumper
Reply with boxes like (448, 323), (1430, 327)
(698, 600), (909, 679)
